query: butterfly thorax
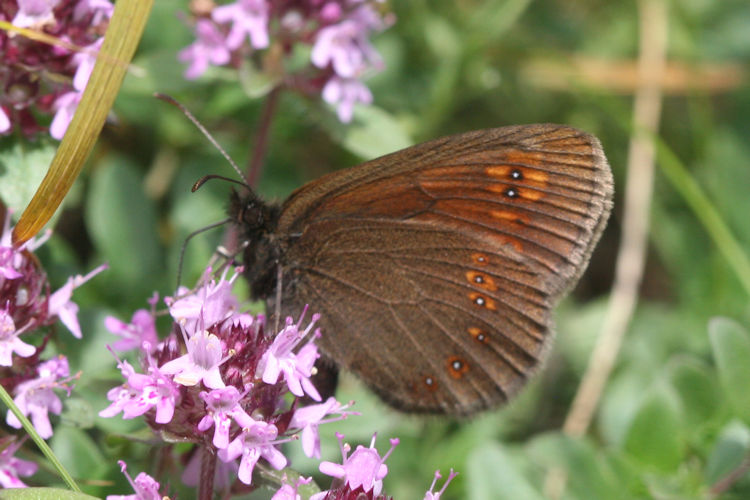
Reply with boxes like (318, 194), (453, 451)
(229, 190), (282, 301)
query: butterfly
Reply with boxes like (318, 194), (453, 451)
(231, 123), (613, 416)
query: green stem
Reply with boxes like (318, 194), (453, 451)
(655, 137), (750, 297)
(0, 383), (80, 491)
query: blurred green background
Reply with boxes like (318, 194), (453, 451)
(3, 0), (750, 498)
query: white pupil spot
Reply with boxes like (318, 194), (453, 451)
(475, 297), (485, 306)
(474, 275), (484, 283)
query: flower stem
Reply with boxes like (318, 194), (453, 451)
(246, 85), (282, 187)
(199, 446), (217, 500)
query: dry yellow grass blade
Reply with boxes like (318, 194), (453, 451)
(11, 0), (154, 246)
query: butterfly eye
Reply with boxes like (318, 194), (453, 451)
(468, 327), (489, 344)
(466, 271), (498, 291)
(447, 356), (469, 379)
(470, 292), (496, 310)
(473, 253), (489, 265)
(510, 169), (523, 180)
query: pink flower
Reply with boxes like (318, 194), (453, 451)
(0, 438), (37, 488)
(0, 212), (51, 335)
(257, 309), (321, 401)
(315, 433), (398, 497)
(72, 38), (104, 91)
(212, 0), (270, 50)
(105, 309), (159, 353)
(6, 356), (71, 439)
(311, 18), (379, 78)
(99, 357), (180, 424)
(321, 76), (372, 122)
(218, 420), (287, 485)
(289, 397), (356, 458)
(48, 263), (108, 338)
(179, 19), (232, 79)
(424, 469), (458, 500)
(11, 0), (61, 28)
(106, 461), (163, 500)
(0, 108), (10, 133)
(0, 307), (36, 366)
(166, 266), (239, 334)
(272, 476), (313, 500)
(160, 329), (227, 389)
(49, 90), (82, 140)
(74, 0), (114, 24)
(197, 386), (254, 449)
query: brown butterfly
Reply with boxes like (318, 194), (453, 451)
(232, 123), (613, 416)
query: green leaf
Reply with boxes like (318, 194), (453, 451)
(706, 420), (750, 486)
(85, 157), (163, 293)
(667, 356), (721, 429)
(466, 442), (543, 500)
(623, 386), (685, 472)
(527, 433), (630, 500)
(340, 106), (413, 159)
(50, 427), (108, 483)
(0, 142), (56, 215)
(709, 317), (750, 420)
(598, 369), (652, 447)
(60, 397), (96, 431)
(238, 60), (277, 99)
(0, 488), (99, 500)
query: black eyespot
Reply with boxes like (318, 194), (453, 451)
(474, 296), (486, 306)
(510, 169), (523, 180)
(452, 360), (463, 371)
(504, 188), (518, 198)
(474, 275), (484, 284)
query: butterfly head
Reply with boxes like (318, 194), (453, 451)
(228, 190), (282, 301)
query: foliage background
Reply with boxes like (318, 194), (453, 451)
(2, 0), (750, 498)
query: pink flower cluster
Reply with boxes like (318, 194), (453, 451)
(100, 266), (355, 492)
(0, 0), (113, 138)
(0, 210), (105, 487)
(100, 265), (457, 498)
(180, 0), (394, 122)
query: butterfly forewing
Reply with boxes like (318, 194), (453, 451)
(263, 124), (612, 415)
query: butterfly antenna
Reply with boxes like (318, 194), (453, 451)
(192, 174), (249, 193)
(154, 93), (249, 187)
(176, 217), (233, 289)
